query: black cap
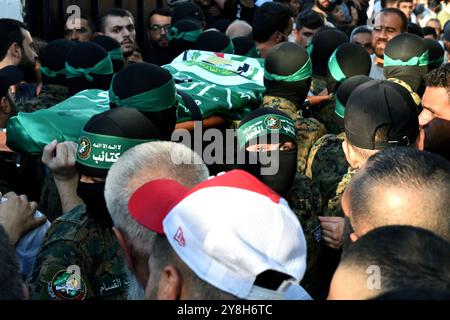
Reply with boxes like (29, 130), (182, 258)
(172, 2), (205, 25)
(0, 66), (23, 98)
(345, 80), (419, 150)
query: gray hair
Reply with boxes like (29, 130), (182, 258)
(226, 20), (253, 39)
(104, 141), (209, 256)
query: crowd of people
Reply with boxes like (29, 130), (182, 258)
(0, 0), (449, 301)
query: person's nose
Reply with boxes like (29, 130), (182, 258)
(376, 28), (388, 40)
(418, 110), (433, 127)
(122, 28), (131, 38)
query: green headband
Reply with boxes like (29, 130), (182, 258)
(384, 50), (429, 67)
(264, 58), (312, 82)
(65, 55), (113, 82)
(429, 56), (444, 67)
(167, 27), (202, 42)
(335, 96), (345, 119)
(221, 40), (235, 54)
(328, 50), (346, 82)
(77, 130), (156, 170)
(40, 66), (66, 78)
(108, 47), (124, 61)
(109, 77), (177, 112)
(237, 114), (296, 148)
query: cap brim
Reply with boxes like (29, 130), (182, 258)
(128, 179), (189, 234)
(0, 66), (24, 87)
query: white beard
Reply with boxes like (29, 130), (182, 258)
(125, 268), (146, 300)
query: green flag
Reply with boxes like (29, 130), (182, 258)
(165, 50), (265, 123)
(7, 90), (110, 155)
(7, 51), (266, 155)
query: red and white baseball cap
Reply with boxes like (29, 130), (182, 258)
(129, 170), (309, 300)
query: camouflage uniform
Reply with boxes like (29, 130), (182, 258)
(286, 173), (323, 298)
(326, 166), (357, 218)
(297, 131), (360, 299)
(16, 85), (69, 113)
(310, 75), (328, 96)
(306, 132), (349, 217)
(27, 205), (128, 300)
(263, 96), (327, 174)
(311, 97), (343, 135)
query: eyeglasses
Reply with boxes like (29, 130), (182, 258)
(148, 24), (171, 33)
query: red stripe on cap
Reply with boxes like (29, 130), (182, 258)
(128, 179), (189, 234)
(185, 170), (281, 204)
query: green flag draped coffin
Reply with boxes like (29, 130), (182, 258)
(6, 51), (265, 155)
(165, 50), (265, 123)
(7, 90), (110, 155)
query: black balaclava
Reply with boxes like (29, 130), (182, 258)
(238, 107), (298, 197)
(232, 36), (259, 58)
(326, 43), (371, 93)
(65, 42), (114, 96)
(264, 42), (312, 108)
(91, 35), (125, 73)
(195, 30), (234, 54)
(159, 19), (203, 65)
(109, 62), (178, 141)
(76, 108), (160, 228)
(40, 39), (76, 86)
(334, 75), (373, 131)
(310, 28), (348, 77)
(424, 39), (445, 71)
(383, 33), (428, 96)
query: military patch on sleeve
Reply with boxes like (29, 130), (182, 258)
(49, 265), (87, 300)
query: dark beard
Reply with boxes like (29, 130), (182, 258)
(18, 55), (38, 83)
(317, 1), (337, 13)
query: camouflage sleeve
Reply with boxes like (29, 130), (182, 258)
(296, 117), (327, 174)
(287, 174), (324, 297)
(27, 237), (94, 300)
(27, 206), (95, 301)
(323, 168), (357, 218)
(305, 134), (332, 179)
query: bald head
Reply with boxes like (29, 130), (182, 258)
(328, 226), (450, 300)
(225, 20), (253, 39)
(344, 147), (450, 241)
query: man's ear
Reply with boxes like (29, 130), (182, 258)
(94, 32), (104, 38)
(157, 265), (182, 300)
(268, 31), (281, 44)
(112, 227), (135, 269)
(0, 96), (11, 114)
(9, 42), (22, 62)
(415, 127), (425, 151)
(275, 31), (285, 43)
(342, 140), (361, 169)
